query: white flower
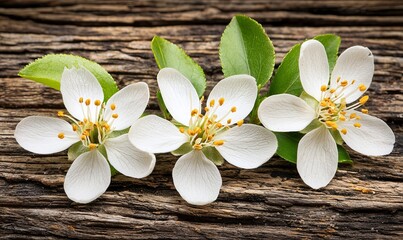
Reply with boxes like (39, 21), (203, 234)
(258, 40), (395, 189)
(15, 67), (155, 203)
(129, 68), (277, 205)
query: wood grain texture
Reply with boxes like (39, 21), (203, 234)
(0, 0), (402, 239)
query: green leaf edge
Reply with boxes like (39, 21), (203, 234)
(268, 33), (341, 96)
(18, 54), (119, 101)
(151, 35), (206, 97)
(219, 14), (276, 87)
(274, 132), (352, 165)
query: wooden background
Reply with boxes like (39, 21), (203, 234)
(0, 0), (402, 239)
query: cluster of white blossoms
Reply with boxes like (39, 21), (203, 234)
(258, 40), (395, 189)
(129, 68), (277, 205)
(14, 40), (395, 205)
(15, 67), (155, 203)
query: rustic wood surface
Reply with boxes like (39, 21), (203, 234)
(0, 0), (402, 239)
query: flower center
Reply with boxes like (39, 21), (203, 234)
(179, 97), (243, 150)
(57, 97), (119, 150)
(318, 77), (369, 135)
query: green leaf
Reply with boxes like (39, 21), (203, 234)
(274, 131), (353, 164)
(151, 36), (206, 97)
(107, 128), (129, 139)
(316, 34), (341, 72)
(274, 132), (302, 163)
(202, 147), (224, 166)
(337, 145), (353, 165)
(269, 34), (341, 96)
(172, 142), (193, 156)
(249, 95), (266, 124)
(157, 91), (171, 119)
(18, 54), (119, 101)
(67, 142), (89, 161)
(220, 15), (275, 87)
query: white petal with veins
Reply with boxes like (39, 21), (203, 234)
(15, 116), (79, 154)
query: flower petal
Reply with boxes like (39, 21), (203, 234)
(128, 115), (188, 154)
(104, 134), (156, 178)
(330, 46), (374, 104)
(173, 150), (222, 205)
(15, 116), (79, 154)
(207, 74), (257, 125)
(297, 126), (338, 189)
(64, 150), (111, 203)
(215, 124), (277, 169)
(104, 82), (149, 131)
(299, 40), (329, 101)
(258, 94), (317, 132)
(60, 67), (104, 122)
(338, 110), (395, 156)
(157, 68), (200, 126)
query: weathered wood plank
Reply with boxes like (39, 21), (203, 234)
(0, 0), (402, 26)
(0, 0), (402, 239)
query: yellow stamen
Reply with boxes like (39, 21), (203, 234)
(361, 109), (368, 114)
(320, 85), (327, 92)
(216, 123), (223, 128)
(179, 127), (185, 133)
(187, 129), (195, 135)
(110, 104), (116, 110)
(204, 107), (210, 112)
(57, 133), (65, 139)
(72, 125), (78, 131)
(227, 119), (232, 124)
(359, 96), (369, 105)
(103, 124), (110, 131)
(193, 144), (202, 150)
(320, 101), (327, 107)
(325, 121), (338, 129)
(94, 100), (101, 106)
(355, 116), (361, 120)
(219, 97), (225, 106)
(336, 77), (341, 82)
(350, 113), (357, 119)
(339, 115), (346, 121)
(80, 135), (86, 141)
(354, 122), (361, 128)
(351, 80), (356, 84)
(213, 140), (224, 146)
(85, 99), (91, 106)
(231, 106), (237, 112)
(341, 80), (348, 87)
(237, 119), (244, 127)
(191, 109), (198, 116)
(330, 88), (336, 94)
(57, 111), (64, 117)
(79, 97), (84, 103)
(83, 118), (88, 123)
(194, 127), (201, 133)
(358, 84), (366, 92)
(207, 135), (213, 141)
(89, 143), (97, 150)
(210, 99), (215, 107)
(112, 113), (119, 119)
(341, 129), (347, 135)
